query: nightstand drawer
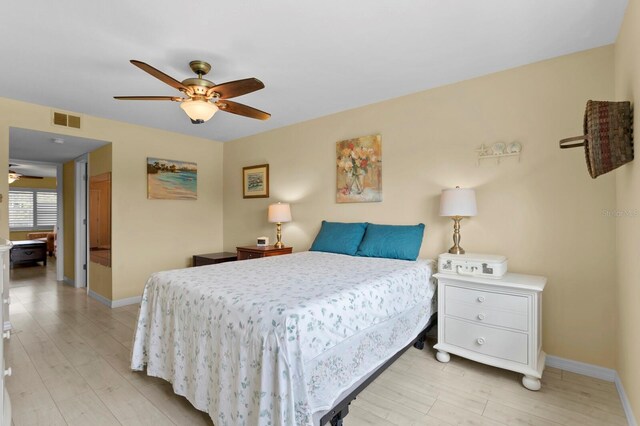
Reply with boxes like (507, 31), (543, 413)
(238, 251), (261, 260)
(236, 246), (292, 261)
(446, 300), (528, 331)
(444, 317), (528, 364)
(446, 285), (528, 314)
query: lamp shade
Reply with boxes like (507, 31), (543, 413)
(439, 187), (477, 217)
(268, 202), (292, 223)
(180, 99), (219, 122)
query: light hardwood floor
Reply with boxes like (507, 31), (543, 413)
(7, 262), (628, 426)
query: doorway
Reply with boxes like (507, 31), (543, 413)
(8, 128), (110, 290)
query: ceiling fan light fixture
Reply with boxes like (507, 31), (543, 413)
(180, 99), (219, 122)
(8, 172), (20, 184)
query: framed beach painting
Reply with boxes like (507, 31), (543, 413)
(336, 134), (382, 203)
(243, 164), (269, 198)
(147, 158), (197, 200)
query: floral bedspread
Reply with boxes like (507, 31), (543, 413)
(131, 251), (434, 426)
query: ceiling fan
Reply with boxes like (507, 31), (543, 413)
(8, 164), (44, 183)
(114, 60), (270, 124)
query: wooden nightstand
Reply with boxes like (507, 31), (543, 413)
(236, 245), (292, 260)
(434, 271), (546, 391)
(192, 252), (238, 267)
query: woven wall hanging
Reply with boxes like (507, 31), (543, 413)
(559, 100), (633, 178)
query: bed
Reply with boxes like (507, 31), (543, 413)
(131, 251), (436, 426)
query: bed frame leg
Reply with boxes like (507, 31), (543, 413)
(413, 316), (437, 351)
(329, 404), (349, 426)
(413, 332), (426, 350)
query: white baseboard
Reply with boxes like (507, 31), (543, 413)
(111, 296), (142, 308)
(615, 373), (638, 426)
(546, 355), (636, 425)
(62, 276), (75, 287)
(88, 289), (111, 307)
(87, 290), (141, 309)
(545, 355), (616, 382)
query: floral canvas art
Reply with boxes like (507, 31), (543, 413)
(336, 134), (382, 203)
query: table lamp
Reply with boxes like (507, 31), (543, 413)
(268, 202), (292, 249)
(439, 186), (477, 254)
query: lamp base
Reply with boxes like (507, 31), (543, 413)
(448, 245), (465, 255)
(448, 216), (465, 255)
(274, 222), (284, 249)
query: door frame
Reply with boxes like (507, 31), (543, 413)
(56, 163), (64, 281)
(74, 154), (89, 289)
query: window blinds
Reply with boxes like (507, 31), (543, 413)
(8, 189), (57, 229)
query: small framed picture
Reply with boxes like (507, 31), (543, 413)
(243, 164), (269, 198)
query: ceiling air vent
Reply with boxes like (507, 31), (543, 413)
(52, 111), (81, 129)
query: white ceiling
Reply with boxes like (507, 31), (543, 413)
(10, 128), (109, 176)
(0, 1), (627, 142)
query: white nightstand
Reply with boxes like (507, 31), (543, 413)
(433, 271), (546, 390)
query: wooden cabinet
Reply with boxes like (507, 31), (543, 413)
(433, 271), (546, 391)
(192, 252), (238, 267)
(236, 245), (292, 260)
(10, 240), (47, 267)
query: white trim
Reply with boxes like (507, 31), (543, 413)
(111, 296), (142, 308)
(615, 373), (638, 426)
(545, 355), (616, 382)
(88, 289), (111, 307)
(88, 291), (141, 309)
(56, 163), (63, 281)
(546, 355), (637, 425)
(74, 154), (88, 288)
(3, 321), (11, 332)
(62, 276), (75, 287)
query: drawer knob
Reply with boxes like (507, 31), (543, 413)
(477, 296), (485, 303)
(476, 337), (486, 345)
(4, 367), (11, 377)
(477, 313), (486, 321)
(2, 331), (9, 340)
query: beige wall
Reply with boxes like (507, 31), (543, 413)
(9, 176), (56, 189)
(614, 0), (640, 419)
(90, 144), (112, 176)
(0, 97), (224, 301)
(224, 46), (618, 367)
(63, 160), (75, 281)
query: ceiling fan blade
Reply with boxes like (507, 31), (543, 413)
(216, 100), (270, 120)
(130, 60), (187, 92)
(8, 170), (43, 179)
(209, 78), (265, 99)
(114, 96), (182, 101)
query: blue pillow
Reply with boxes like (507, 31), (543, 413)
(356, 223), (425, 261)
(310, 221), (367, 256)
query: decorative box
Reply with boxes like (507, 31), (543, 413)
(438, 253), (508, 279)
